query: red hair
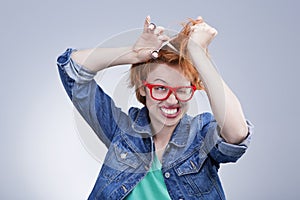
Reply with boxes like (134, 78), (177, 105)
(130, 18), (204, 105)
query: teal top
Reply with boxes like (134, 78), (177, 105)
(125, 154), (171, 200)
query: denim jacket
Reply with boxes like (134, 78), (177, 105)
(57, 48), (252, 200)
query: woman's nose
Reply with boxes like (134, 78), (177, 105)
(165, 92), (178, 104)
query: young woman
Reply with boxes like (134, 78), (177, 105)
(57, 16), (252, 200)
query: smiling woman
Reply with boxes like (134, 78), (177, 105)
(57, 15), (253, 200)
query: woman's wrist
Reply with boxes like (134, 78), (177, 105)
(131, 46), (153, 64)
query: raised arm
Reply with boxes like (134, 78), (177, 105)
(57, 16), (169, 147)
(187, 17), (248, 144)
(71, 16), (168, 72)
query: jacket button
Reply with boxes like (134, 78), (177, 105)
(120, 153), (127, 159)
(164, 172), (170, 178)
(121, 185), (127, 193)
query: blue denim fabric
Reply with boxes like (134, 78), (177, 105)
(57, 48), (253, 200)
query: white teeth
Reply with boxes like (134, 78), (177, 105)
(161, 108), (177, 115)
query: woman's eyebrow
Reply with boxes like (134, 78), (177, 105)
(152, 78), (168, 84)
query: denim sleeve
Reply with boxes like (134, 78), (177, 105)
(57, 48), (129, 147)
(201, 113), (253, 163)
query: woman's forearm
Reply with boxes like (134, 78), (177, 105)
(70, 16), (169, 73)
(71, 46), (139, 72)
(188, 44), (248, 144)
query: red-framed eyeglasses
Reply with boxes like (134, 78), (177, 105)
(143, 81), (196, 102)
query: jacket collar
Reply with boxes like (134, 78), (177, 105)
(130, 107), (152, 136)
(169, 114), (190, 147)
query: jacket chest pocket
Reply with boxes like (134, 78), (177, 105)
(102, 140), (143, 181)
(175, 149), (214, 196)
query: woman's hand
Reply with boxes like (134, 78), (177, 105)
(188, 16), (218, 52)
(132, 16), (169, 62)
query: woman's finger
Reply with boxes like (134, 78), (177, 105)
(158, 34), (170, 42)
(210, 28), (218, 36)
(154, 26), (165, 35)
(143, 16), (151, 33)
(195, 16), (204, 23)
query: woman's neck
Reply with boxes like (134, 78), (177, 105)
(152, 125), (175, 162)
(152, 123), (174, 142)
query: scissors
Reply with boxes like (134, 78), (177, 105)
(148, 23), (179, 59)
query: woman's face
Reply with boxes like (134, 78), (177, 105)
(139, 63), (192, 132)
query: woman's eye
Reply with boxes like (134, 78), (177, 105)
(154, 86), (167, 91)
(177, 88), (190, 94)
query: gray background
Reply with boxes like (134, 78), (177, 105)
(1, 0), (299, 199)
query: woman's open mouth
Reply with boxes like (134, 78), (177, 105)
(160, 107), (181, 118)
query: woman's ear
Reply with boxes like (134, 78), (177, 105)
(139, 86), (146, 97)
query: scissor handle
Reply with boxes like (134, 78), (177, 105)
(151, 50), (159, 59)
